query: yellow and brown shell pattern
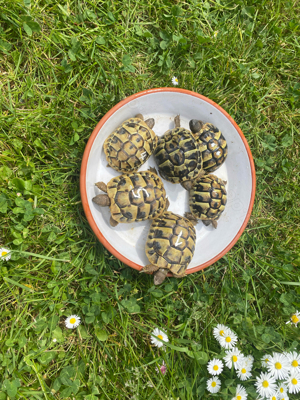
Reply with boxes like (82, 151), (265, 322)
(107, 171), (166, 223)
(104, 118), (157, 173)
(189, 174), (227, 221)
(194, 123), (228, 173)
(153, 128), (202, 184)
(145, 212), (196, 277)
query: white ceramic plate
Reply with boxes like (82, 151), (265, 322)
(80, 88), (256, 274)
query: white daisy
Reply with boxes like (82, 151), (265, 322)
(255, 372), (277, 398)
(278, 395), (289, 400)
(207, 376), (221, 393)
(267, 353), (290, 380)
(224, 347), (245, 369)
(0, 247), (11, 261)
(284, 371), (300, 394)
(150, 328), (168, 348)
(262, 354), (272, 368)
(276, 382), (288, 397)
(171, 76), (179, 86)
(207, 358), (224, 375)
(245, 355), (254, 368)
(286, 311), (300, 327)
(236, 361), (252, 381)
(232, 384), (248, 400)
(213, 324), (230, 341)
(64, 315), (81, 329)
(268, 395), (279, 400)
(285, 351), (300, 372)
(219, 330), (238, 349)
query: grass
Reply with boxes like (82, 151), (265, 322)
(0, 0), (300, 398)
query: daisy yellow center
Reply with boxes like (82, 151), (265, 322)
(292, 378), (298, 385)
(265, 358), (269, 362)
(1, 251), (8, 256)
(275, 362), (282, 369)
(175, 78), (178, 82)
(280, 388), (284, 393)
(237, 396), (241, 400)
(292, 315), (299, 323)
(211, 382), (216, 388)
(292, 360), (299, 367)
(241, 368), (246, 374)
(232, 355), (238, 362)
(70, 318), (76, 324)
(157, 335), (163, 340)
(219, 330), (224, 336)
(213, 365), (219, 371)
(272, 397), (276, 400)
(225, 336), (231, 343)
(262, 380), (269, 388)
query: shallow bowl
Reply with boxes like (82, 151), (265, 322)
(80, 88), (256, 275)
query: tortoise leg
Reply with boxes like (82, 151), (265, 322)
(189, 119), (204, 134)
(135, 113), (144, 120)
(174, 115), (180, 128)
(95, 182), (107, 192)
(140, 264), (160, 274)
(181, 180), (193, 191)
(92, 194), (110, 206)
(154, 268), (169, 285)
(202, 220), (218, 229)
(110, 216), (118, 227)
(211, 220), (218, 229)
(145, 118), (155, 129)
(184, 212), (198, 226)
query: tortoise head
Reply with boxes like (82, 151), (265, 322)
(154, 268), (169, 285)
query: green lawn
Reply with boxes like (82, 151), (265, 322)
(0, 0), (300, 399)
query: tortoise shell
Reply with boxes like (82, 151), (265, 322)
(153, 128), (202, 183)
(145, 212), (196, 277)
(193, 123), (228, 173)
(189, 174), (227, 221)
(106, 171), (167, 223)
(104, 117), (158, 173)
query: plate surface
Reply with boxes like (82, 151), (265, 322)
(80, 88), (256, 274)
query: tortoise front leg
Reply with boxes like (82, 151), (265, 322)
(140, 264), (160, 274)
(95, 182), (107, 192)
(184, 212), (198, 226)
(135, 113), (155, 129)
(202, 219), (218, 229)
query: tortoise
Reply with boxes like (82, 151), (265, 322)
(185, 174), (227, 229)
(103, 114), (157, 173)
(92, 169), (168, 226)
(141, 211), (196, 285)
(189, 119), (228, 173)
(153, 115), (204, 190)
